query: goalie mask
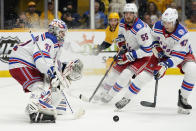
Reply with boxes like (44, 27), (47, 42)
(62, 59), (83, 81)
(48, 19), (68, 41)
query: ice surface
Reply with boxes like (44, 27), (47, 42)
(0, 75), (196, 131)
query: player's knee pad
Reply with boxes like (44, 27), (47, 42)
(125, 71), (153, 97)
(104, 69), (120, 86)
(182, 62), (196, 81)
(132, 71), (153, 88)
(116, 69), (135, 87)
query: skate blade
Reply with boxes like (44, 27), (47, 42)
(114, 108), (123, 112)
(30, 119), (56, 123)
(178, 107), (191, 115)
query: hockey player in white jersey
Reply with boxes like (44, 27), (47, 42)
(9, 19), (83, 122)
(94, 3), (153, 103)
(115, 8), (196, 114)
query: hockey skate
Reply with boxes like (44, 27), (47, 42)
(93, 84), (112, 102)
(101, 94), (113, 103)
(177, 90), (192, 115)
(115, 97), (131, 110)
(93, 91), (108, 102)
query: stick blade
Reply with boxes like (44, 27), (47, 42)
(73, 108), (85, 119)
(140, 101), (156, 108)
(79, 94), (90, 102)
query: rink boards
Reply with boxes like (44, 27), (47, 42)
(0, 29), (196, 77)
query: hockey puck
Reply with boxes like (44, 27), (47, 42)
(113, 115), (119, 122)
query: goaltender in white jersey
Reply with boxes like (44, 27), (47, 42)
(9, 19), (83, 122)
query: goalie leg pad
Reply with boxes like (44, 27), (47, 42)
(125, 71), (153, 99)
(26, 101), (56, 123)
(56, 99), (67, 115)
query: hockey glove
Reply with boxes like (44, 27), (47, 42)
(113, 44), (127, 61)
(117, 51), (135, 65)
(92, 45), (101, 56)
(47, 66), (60, 89)
(152, 41), (165, 59)
(153, 62), (168, 80)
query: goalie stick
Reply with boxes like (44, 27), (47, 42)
(140, 79), (158, 108)
(30, 32), (85, 119)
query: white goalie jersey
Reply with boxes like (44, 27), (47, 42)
(9, 32), (63, 75)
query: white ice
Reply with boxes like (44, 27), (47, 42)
(0, 75), (196, 131)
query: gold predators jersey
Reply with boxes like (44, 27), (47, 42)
(104, 24), (119, 44)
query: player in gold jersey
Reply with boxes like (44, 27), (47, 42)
(93, 12), (120, 55)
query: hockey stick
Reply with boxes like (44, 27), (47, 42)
(140, 78), (158, 108)
(54, 64), (85, 119)
(79, 50), (122, 102)
(30, 32), (84, 119)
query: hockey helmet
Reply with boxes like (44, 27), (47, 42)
(161, 8), (178, 25)
(48, 19), (68, 41)
(123, 3), (138, 13)
(108, 12), (120, 20)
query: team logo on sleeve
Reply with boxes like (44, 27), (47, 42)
(136, 24), (142, 29)
(0, 36), (20, 63)
(178, 29), (185, 35)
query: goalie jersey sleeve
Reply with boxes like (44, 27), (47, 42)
(118, 18), (153, 59)
(33, 32), (60, 75)
(152, 21), (192, 67)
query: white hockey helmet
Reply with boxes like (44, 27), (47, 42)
(123, 3), (138, 13)
(48, 19), (68, 41)
(161, 8), (178, 25)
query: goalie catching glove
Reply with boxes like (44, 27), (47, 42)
(62, 59), (83, 81)
(48, 59), (83, 89)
